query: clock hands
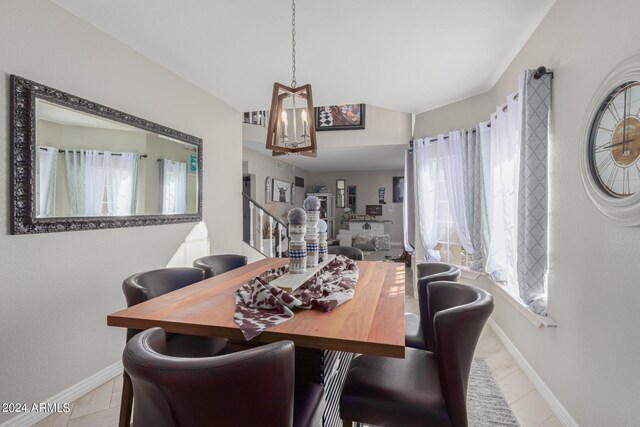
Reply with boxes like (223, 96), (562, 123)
(622, 87), (631, 156)
(595, 138), (636, 152)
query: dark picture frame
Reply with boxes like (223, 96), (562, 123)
(315, 104), (365, 131)
(366, 205), (382, 216)
(393, 176), (404, 203)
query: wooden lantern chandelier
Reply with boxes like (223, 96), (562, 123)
(265, 0), (317, 157)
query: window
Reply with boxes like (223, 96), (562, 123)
(415, 69), (551, 315)
(434, 199), (468, 268)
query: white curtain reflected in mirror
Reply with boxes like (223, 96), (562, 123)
(64, 150), (139, 216)
(107, 152), (139, 216)
(161, 159), (187, 214)
(65, 149), (109, 216)
(34, 99), (199, 218)
(37, 146), (57, 217)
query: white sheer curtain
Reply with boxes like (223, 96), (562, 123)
(161, 159), (187, 214)
(483, 92), (522, 290)
(438, 131), (475, 254)
(65, 150), (108, 216)
(403, 149), (415, 254)
(414, 138), (446, 261)
(106, 153), (139, 216)
(37, 146), (57, 217)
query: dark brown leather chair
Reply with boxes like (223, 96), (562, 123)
(193, 254), (248, 279)
(119, 267), (228, 426)
(123, 327), (325, 427)
(405, 262), (461, 351)
(340, 281), (493, 427)
(327, 246), (364, 261)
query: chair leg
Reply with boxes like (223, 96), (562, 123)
(119, 371), (134, 427)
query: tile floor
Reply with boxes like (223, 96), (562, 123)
(35, 251), (562, 427)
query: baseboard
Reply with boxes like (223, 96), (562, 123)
(488, 319), (579, 427)
(0, 361), (123, 427)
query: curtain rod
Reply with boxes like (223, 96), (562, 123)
(38, 147), (147, 158)
(426, 129), (476, 143)
(414, 65), (551, 142)
(533, 65), (553, 80)
(157, 158), (187, 163)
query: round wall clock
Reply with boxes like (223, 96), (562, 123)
(581, 55), (640, 225)
(589, 82), (640, 197)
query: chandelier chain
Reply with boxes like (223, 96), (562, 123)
(291, 0), (297, 88)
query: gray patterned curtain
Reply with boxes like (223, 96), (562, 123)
(517, 70), (551, 315)
(461, 127), (485, 271)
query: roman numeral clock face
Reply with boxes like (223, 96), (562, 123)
(589, 81), (640, 197)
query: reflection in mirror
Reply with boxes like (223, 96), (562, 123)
(35, 99), (199, 218)
(11, 75), (202, 234)
(336, 179), (345, 208)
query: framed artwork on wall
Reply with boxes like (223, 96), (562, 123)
(366, 205), (382, 216)
(393, 176), (404, 203)
(272, 179), (292, 203)
(315, 104), (365, 131)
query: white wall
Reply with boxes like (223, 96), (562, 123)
(315, 105), (411, 148)
(0, 1), (243, 422)
(242, 146), (312, 221)
(413, 0), (640, 425)
(413, 90), (494, 137)
(309, 170), (405, 244)
(242, 105), (411, 150)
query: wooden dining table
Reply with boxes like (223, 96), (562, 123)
(108, 257), (406, 358)
(107, 257), (405, 427)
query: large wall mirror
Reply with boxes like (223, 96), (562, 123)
(10, 75), (202, 234)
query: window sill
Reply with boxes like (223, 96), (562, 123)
(458, 267), (557, 329)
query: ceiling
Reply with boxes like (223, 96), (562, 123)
(52, 0), (555, 172)
(52, 0), (555, 114)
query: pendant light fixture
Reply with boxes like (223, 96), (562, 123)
(265, 0), (317, 157)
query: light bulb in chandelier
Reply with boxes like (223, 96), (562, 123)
(280, 110), (288, 139)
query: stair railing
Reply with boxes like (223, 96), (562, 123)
(242, 193), (288, 258)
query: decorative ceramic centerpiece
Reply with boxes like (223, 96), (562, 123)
(287, 208), (307, 273)
(318, 219), (328, 263)
(303, 196), (321, 268)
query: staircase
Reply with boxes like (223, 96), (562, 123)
(242, 193), (288, 258)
